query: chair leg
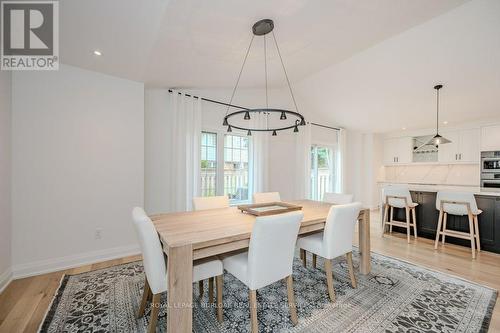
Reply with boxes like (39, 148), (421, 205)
(442, 213), (448, 244)
(249, 290), (258, 333)
(137, 277), (151, 318)
(324, 258), (336, 302)
(209, 277), (214, 304)
(411, 208), (418, 239)
(148, 293), (161, 333)
(346, 252), (357, 288)
(285, 275), (298, 326)
(382, 204), (389, 236)
(389, 206), (394, 233)
(312, 254), (317, 269)
(301, 249), (307, 268)
(199, 280), (204, 298)
(216, 275), (223, 323)
(405, 207), (411, 243)
(474, 215), (481, 252)
(434, 210), (444, 249)
(468, 214), (476, 259)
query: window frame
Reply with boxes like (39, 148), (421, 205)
(310, 143), (337, 201)
(200, 127), (253, 205)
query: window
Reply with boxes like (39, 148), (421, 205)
(200, 131), (251, 203)
(224, 134), (249, 202)
(200, 132), (217, 196)
(310, 145), (336, 201)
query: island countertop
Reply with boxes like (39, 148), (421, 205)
(377, 181), (500, 197)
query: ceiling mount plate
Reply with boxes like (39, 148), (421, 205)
(252, 19), (274, 36)
(434, 84), (443, 90)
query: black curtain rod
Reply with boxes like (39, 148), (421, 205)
(167, 89), (248, 111)
(310, 122), (340, 131)
(166, 89), (340, 131)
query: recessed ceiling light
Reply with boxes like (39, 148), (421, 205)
(402, 127), (407, 130)
(93, 50), (102, 56)
(443, 121), (448, 125)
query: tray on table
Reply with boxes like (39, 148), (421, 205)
(237, 202), (303, 216)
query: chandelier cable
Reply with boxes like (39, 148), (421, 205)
(226, 35), (255, 116)
(272, 30), (299, 113)
(264, 34), (268, 109)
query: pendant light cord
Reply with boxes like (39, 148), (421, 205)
(272, 31), (299, 112)
(226, 35), (255, 115)
(436, 88), (440, 133)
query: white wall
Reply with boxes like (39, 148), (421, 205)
(11, 65), (144, 277)
(0, 71), (12, 291)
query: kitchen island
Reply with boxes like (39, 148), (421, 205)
(378, 182), (500, 254)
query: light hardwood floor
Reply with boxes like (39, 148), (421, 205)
(0, 211), (499, 332)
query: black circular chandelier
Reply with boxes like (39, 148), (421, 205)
(223, 19), (306, 136)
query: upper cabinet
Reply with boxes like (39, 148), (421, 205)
(383, 128), (480, 166)
(383, 137), (412, 165)
(481, 125), (500, 151)
(438, 129), (480, 163)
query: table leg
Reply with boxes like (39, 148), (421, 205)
(167, 244), (193, 333)
(358, 208), (371, 275)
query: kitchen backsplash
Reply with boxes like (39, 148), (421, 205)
(379, 164), (480, 186)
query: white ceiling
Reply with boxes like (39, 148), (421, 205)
(294, 0), (500, 132)
(60, 0), (469, 89)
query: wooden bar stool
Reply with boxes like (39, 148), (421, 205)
(381, 185), (418, 243)
(434, 191), (481, 259)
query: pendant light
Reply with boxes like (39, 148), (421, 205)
(426, 84), (451, 146)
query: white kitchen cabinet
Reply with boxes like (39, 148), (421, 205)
(438, 128), (480, 163)
(459, 128), (480, 162)
(481, 125), (500, 151)
(437, 131), (460, 163)
(383, 137), (412, 165)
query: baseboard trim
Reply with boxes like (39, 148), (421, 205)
(0, 267), (13, 294)
(12, 245), (141, 279)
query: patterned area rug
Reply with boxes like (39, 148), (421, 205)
(39, 251), (497, 333)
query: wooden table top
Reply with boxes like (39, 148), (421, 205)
(151, 199), (363, 249)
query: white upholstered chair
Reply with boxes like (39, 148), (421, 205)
(222, 211), (304, 332)
(434, 191), (482, 259)
(191, 196), (230, 302)
(192, 195), (229, 211)
(301, 192), (354, 267)
(323, 192), (354, 204)
(132, 208), (224, 332)
(252, 191), (281, 204)
(296, 203), (362, 302)
(381, 185), (418, 242)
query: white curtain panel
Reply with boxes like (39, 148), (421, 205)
(250, 113), (269, 194)
(167, 91), (202, 211)
(336, 128), (347, 193)
(295, 122), (312, 199)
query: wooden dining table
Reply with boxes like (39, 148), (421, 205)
(151, 199), (371, 333)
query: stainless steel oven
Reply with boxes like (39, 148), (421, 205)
(481, 173), (500, 190)
(481, 151), (500, 173)
(481, 152), (500, 191)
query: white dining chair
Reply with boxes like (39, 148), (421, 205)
(434, 191), (481, 259)
(252, 191), (281, 204)
(301, 192), (354, 267)
(296, 202), (362, 302)
(191, 196), (229, 300)
(222, 211), (304, 333)
(192, 195), (229, 211)
(381, 185), (418, 243)
(132, 207), (224, 332)
(323, 192), (354, 204)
